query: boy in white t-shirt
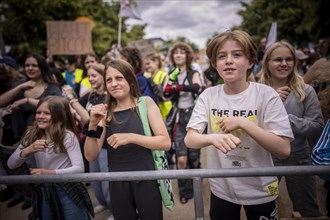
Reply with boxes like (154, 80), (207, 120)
(184, 30), (294, 220)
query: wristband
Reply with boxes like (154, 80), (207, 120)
(83, 125), (103, 138)
(164, 85), (176, 93)
(176, 84), (184, 91)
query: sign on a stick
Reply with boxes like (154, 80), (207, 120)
(47, 21), (93, 55)
(127, 39), (155, 58)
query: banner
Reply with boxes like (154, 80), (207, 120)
(46, 21), (93, 55)
(266, 22), (277, 49)
(119, 0), (142, 20)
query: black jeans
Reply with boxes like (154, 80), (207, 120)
(175, 107), (200, 199)
(210, 192), (278, 220)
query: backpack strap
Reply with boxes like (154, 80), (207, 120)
(88, 92), (93, 101)
(184, 69), (199, 100)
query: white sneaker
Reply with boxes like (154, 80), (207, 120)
(93, 204), (107, 214)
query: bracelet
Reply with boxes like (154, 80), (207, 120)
(83, 125), (103, 138)
(69, 99), (78, 106)
(67, 95), (75, 101)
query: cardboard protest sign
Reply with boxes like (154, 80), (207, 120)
(127, 39), (155, 57)
(47, 21), (93, 55)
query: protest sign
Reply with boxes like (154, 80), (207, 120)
(47, 21), (93, 55)
(127, 39), (155, 57)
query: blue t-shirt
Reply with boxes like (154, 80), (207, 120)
(64, 70), (76, 90)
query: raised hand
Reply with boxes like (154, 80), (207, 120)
(62, 85), (76, 99)
(19, 80), (36, 90)
(20, 139), (48, 158)
(29, 139), (48, 153)
(276, 86), (291, 101)
(89, 104), (107, 126)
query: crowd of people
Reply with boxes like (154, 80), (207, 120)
(0, 30), (329, 220)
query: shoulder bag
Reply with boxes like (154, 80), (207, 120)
(138, 96), (174, 211)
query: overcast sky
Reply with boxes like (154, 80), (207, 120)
(125, 0), (251, 49)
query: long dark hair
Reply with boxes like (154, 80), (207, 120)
(24, 53), (55, 83)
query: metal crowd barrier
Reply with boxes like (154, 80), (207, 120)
(1, 165), (330, 220)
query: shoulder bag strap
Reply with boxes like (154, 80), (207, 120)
(137, 96), (152, 136)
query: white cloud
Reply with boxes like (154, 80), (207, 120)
(125, 0), (250, 49)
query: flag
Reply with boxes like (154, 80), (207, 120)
(119, 0), (142, 20)
(266, 22), (277, 49)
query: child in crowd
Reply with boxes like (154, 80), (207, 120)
(144, 53), (172, 120)
(64, 63), (113, 218)
(184, 30), (293, 220)
(163, 42), (202, 204)
(258, 40), (324, 217)
(84, 59), (171, 220)
(7, 96), (93, 219)
(119, 47), (158, 103)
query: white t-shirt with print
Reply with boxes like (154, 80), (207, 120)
(187, 82), (293, 205)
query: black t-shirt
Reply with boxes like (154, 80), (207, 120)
(79, 91), (106, 112)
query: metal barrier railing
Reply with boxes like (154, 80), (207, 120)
(1, 165), (330, 220)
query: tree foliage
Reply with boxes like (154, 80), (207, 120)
(238, 0), (330, 47)
(0, 0), (145, 61)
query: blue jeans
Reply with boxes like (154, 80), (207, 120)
(90, 148), (111, 210)
(41, 185), (90, 220)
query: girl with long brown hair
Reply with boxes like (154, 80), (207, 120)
(84, 59), (171, 219)
(8, 96), (94, 219)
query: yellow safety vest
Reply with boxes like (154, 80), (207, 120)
(151, 70), (173, 120)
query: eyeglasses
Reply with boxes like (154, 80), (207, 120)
(270, 57), (294, 65)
